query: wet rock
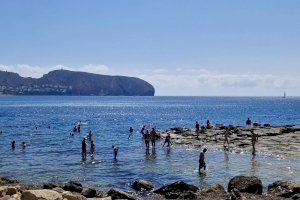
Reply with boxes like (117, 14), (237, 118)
(82, 187), (97, 198)
(21, 189), (63, 200)
(268, 181), (300, 198)
(228, 176), (263, 195)
(62, 181), (83, 193)
(107, 188), (137, 200)
(131, 179), (154, 191)
(0, 177), (18, 185)
(43, 183), (58, 189)
(62, 191), (87, 200)
(154, 181), (198, 196)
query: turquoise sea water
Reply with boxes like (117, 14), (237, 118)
(0, 96), (299, 190)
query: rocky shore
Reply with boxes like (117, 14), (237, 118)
(159, 125), (300, 159)
(1, 176), (299, 200)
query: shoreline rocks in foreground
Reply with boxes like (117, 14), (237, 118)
(1, 176), (299, 200)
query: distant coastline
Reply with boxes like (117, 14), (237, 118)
(0, 69), (155, 96)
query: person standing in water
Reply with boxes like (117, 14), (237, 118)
(11, 141), (16, 149)
(88, 129), (93, 142)
(128, 127), (134, 139)
(150, 128), (157, 148)
(144, 130), (150, 149)
(163, 133), (171, 147)
(140, 125), (146, 136)
(246, 118), (252, 127)
(112, 145), (118, 160)
(224, 127), (230, 147)
(82, 138), (87, 159)
(199, 148), (207, 171)
(90, 140), (95, 157)
(21, 141), (26, 148)
(251, 130), (258, 155)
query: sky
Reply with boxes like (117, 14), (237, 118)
(0, 0), (299, 96)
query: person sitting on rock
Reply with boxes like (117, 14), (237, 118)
(246, 118), (252, 127)
(206, 120), (211, 129)
(199, 148), (207, 171)
(112, 145), (118, 160)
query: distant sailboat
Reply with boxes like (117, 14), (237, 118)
(283, 91), (286, 98)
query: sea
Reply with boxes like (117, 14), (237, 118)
(0, 96), (299, 191)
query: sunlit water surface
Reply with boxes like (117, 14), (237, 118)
(0, 96), (299, 191)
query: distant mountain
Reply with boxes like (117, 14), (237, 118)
(0, 69), (155, 96)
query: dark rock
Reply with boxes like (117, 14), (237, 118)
(131, 179), (154, 191)
(107, 188), (137, 200)
(82, 187), (97, 198)
(198, 184), (228, 200)
(280, 127), (295, 134)
(228, 176), (263, 195)
(253, 123), (260, 127)
(264, 124), (271, 127)
(43, 183), (58, 189)
(266, 132), (280, 136)
(61, 181), (83, 193)
(154, 181), (198, 196)
(165, 191), (197, 199)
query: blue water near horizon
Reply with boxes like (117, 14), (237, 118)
(0, 96), (299, 191)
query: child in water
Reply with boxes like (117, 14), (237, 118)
(112, 145), (118, 160)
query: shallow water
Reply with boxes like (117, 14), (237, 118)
(0, 96), (299, 190)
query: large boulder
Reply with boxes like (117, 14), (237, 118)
(131, 179), (154, 191)
(62, 191), (86, 200)
(154, 181), (198, 196)
(82, 187), (97, 198)
(21, 190), (63, 200)
(62, 181), (83, 193)
(107, 188), (137, 200)
(228, 176), (263, 195)
(198, 184), (228, 200)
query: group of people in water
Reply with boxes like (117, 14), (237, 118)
(7, 117), (259, 172)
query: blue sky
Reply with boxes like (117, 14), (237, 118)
(0, 0), (299, 96)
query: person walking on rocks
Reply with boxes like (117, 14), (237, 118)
(199, 148), (207, 171)
(251, 130), (258, 155)
(195, 121), (200, 138)
(224, 127), (230, 147)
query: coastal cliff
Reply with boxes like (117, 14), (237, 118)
(0, 70), (155, 96)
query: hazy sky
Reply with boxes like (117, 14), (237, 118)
(0, 0), (299, 96)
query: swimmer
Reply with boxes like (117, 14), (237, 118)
(21, 141), (26, 148)
(112, 145), (118, 160)
(11, 141), (16, 149)
(199, 148), (207, 171)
